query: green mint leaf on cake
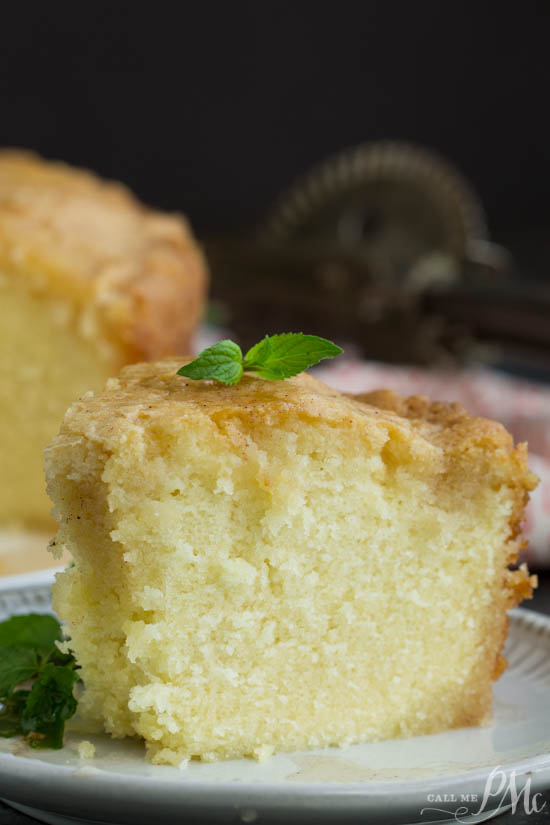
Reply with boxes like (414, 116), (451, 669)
(177, 339), (244, 385)
(178, 333), (343, 384)
(0, 613), (78, 748)
(243, 333), (343, 379)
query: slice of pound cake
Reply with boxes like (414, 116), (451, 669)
(0, 151), (206, 528)
(46, 361), (536, 765)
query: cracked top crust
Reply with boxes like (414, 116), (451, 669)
(56, 360), (537, 487)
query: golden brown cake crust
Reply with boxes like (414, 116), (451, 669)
(0, 150), (207, 361)
(64, 360), (540, 478)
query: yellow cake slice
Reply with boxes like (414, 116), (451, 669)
(0, 151), (206, 528)
(46, 361), (536, 765)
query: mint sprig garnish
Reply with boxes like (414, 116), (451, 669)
(177, 339), (244, 385)
(0, 613), (78, 749)
(177, 333), (343, 386)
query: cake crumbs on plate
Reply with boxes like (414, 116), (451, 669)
(76, 740), (96, 759)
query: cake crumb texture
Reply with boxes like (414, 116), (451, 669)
(76, 740), (96, 759)
(47, 362), (536, 765)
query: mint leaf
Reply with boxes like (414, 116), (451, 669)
(0, 710), (22, 738)
(0, 614), (62, 660)
(243, 333), (343, 379)
(177, 340), (244, 385)
(241, 335), (272, 369)
(177, 333), (343, 385)
(0, 691), (27, 738)
(0, 613), (78, 748)
(0, 647), (38, 696)
(21, 663), (78, 749)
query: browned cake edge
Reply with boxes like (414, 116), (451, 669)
(352, 388), (538, 724)
(0, 149), (208, 362)
(108, 219), (208, 363)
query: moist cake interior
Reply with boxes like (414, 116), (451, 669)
(47, 365), (535, 765)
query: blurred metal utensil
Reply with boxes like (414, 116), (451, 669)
(205, 141), (550, 370)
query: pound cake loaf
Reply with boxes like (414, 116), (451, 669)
(46, 361), (536, 765)
(0, 151), (206, 528)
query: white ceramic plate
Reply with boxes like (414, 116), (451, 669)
(0, 571), (550, 825)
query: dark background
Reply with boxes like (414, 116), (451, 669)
(1, 2), (549, 277)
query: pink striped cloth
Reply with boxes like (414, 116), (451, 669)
(315, 360), (550, 567)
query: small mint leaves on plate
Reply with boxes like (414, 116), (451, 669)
(0, 613), (78, 749)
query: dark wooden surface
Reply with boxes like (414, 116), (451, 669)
(2, 572), (550, 824)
